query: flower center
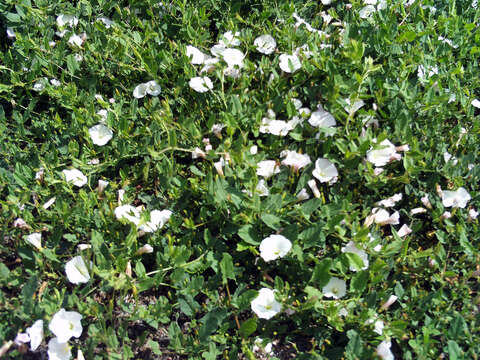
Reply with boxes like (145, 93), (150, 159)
(332, 287), (338, 294)
(265, 305), (272, 310)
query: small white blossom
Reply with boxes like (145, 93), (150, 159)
(43, 197), (56, 210)
(219, 31), (241, 47)
(77, 244), (91, 251)
(377, 193), (403, 208)
(376, 340), (394, 360)
(308, 179), (321, 198)
(253, 338), (274, 355)
(280, 150), (311, 171)
(115, 205), (141, 225)
(366, 139), (400, 167)
(443, 151), (458, 165)
(137, 244), (154, 255)
(68, 34), (84, 47)
(251, 288), (282, 319)
(192, 147), (206, 159)
(6, 27), (15, 39)
(89, 124), (113, 146)
(221, 48), (245, 68)
(145, 80), (161, 96)
(417, 64), (438, 83)
(211, 124), (225, 138)
(189, 76), (213, 93)
(256, 179), (270, 197)
(98, 179), (109, 193)
(341, 241), (369, 271)
(259, 235), (292, 262)
(254, 35), (276, 55)
(397, 224), (412, 237)
(345, 99), (365, 114)
(472, 99), (480, 108)
(469, 208), (479, 220)
(250, 145), (258, 155)
(186, 45), (206, 64)
(133, 83), (148, 98)
(259, 118), (293, 136)
(49, 309), (83, 343)
(441, 187), (471, 208)
(440, 211), (452, 220)
(138, 209), (172, 232)
(57, 14), (79, 28)
(48, 337), (71, 360)
(33, 80), (46, 92)
(308, 105), (336, 128)
(410, 207), (427, 215)
(26, 233), (42, 249)
(312, 158), (338, 184)
(421, 194), (432, 209)
(13, 218), (28, 229)
(279, 54), (301, 73)
(381, 295), (398, 311)
(26, 320), (43, 351)
(65, 256), (91, 284)
(296, 188), (310, 201)
(50, 79), (61, 87)
(98, 16), (113, 28)
(256, 160), (280, 179)
(211, 44), (227, 57)
(62, 169), (87, 187)
(322, 277), (347, 299)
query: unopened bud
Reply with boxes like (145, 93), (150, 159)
(136, 244), (154, 255)
(308, 179), (321, 198)
(125, 261), (132, 278)
(380, 295), (398, 311)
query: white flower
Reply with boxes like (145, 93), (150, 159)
(96, 109), (108, 123)
(77, 349), (85, 360)
(341, 241), (369, 271)
(115, 205), (141, 225)
(377, 193), (403, 208)
(68, 34), (84, 47)
(57, 14), (78, 28)
(397, 224), (412, 237)
(48, 337), (71, 360)
(13, 218), (28, 229)
(50, 79), (61, 87)
(138, 209), (172, 232)
(279, 54), (301, 73)
(256, 160), (280, 178)
(145, 80), (161, 96)
(186, 45), (206, 64)
(254, 35), (276, 55)
(410, 207), (427, 215)
(472, 99), (480, 108)
(366, 139), (400, 167)
(251, 288), (282, 319)
(189, 77), (213, 93)
(137, 244), (154, 255)
(250, 145), (258, 155)
(219, 31), (241, 47)
(259, 118), (293, 136)
(298, 107), (311, 117)
(260, 235), (292, 262)
(33, 81), (46, 92)
(321, 0), (333, 4)
(296, 188), (310, 201)
(441, 187), (471, 208)
(192, 147), (206, 159)
(49, 308), (83, 343)
(376, 340), (394, 360)
(417, 64), (438, 82)
(211, 44), (227, 57)
(98, 16), (113, 28)
(211, 124), (225, 138)
(308, 179), (321, 198)
(312, 158), (338, 184)
(221, 48), (245, 67)
(43, 197), (56, 210)
(77, 244), (91, 251)
(345, 99), (365, 114)
(359, 5), (376, 18)
(322, 277), (347, 299)
(62, 169), (87, 187)
(441, 211), (452, 220)
(253, 338), (274, 355)
(65, 256), (91, 284)
(26, 320), (43, 351)
(280, 151), (312, 171)
(74, 54), (83, 62)
(365, 208), (400, 226)
(133, 83), (148, 98)
(381, 295), (398, 311)
(308, 105), (336, 128)
(367, 319), (385, 335)
(256, 179), (270, 197)
(200, 57), (220, 73)
(421, 194), (432, 208)
(6, 27), (15, 39)
(98, 179), (109, 193)
(443, 151), (458, 165)
(89, 124), (113, 146)
(14, 332), (30, 346)
(26, 233), (42, 249)
(469, 208), (479, 220)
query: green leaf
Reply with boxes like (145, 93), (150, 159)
(260, 213), (282, 230)
(345, 330), (364, 359)
(239, 317), (257, 338)
(310, 258), (332, 287)
(220, 252), (235, 284)
(447, 340), (463, 360)
(350, 271), (368, 294)
(238, 225), (260, 245)
(198, 309), (228, 341)
(448, 314), (466, 339)
(344, 252), (365, 272)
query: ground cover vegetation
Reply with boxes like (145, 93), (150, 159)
(0, 0), (479, 358)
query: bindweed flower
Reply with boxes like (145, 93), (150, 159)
(33, 79), (47, 92)
(219, 31), (241, 47)
(251, 288), (282, 319)
(381, 295), (398, 311)
(472, 99), (480, 108)
(469, 208), (479, 220)
(26, 320), (43, 351)
(13, 218), (28, 229)
(366, 318), (385, 335)
(97, 179), (109, 194)
(410, 207), (427, 215)
(308, 179), (321, 198)
(296, 188), (310, 201)
(441, 187), (471, 208)
(341, 241), (369, 271)
(280, 150), (311, 171)
(417, 64), (438, 83)
(49, 309), (82, 343)
(77, 244), (91, 251)
(97, 16), (113, 28)
(145, 80), (161, 96)
(259, 118), (293, 136)
(376, 340), (394, 360)
(89, 124), (113, 146)
(26, 233), (42, 249)
(344, 99), (365, 114)
(115, 205), (141, 226)
(397, 224), (412, 237)
(443, 151), (458, 165)
(43, 197), (56, 210)
(137, 244), (154, 255)
(57, 14), (78, 28)
(68, 34), (84, 47)
(14, 332), (30, 346)
(186, 45), (206, 64)
(312, 158), (338, 184)
(256, 160), (280, 179)
(192, 147), (206, 159)
(221, 48), (245, 68)
(259, 235), (292, 262)
(50, 79), (61, 87)
(366, 139), (400, 167)
(211, 124), (225, 138)
(6, 27), (15, 39)
(189, 76), (213, 93)
(279, 54), (301, 73)
(440, 211), (452, 220)
(256, 179), (270, 197)
(308, 105), (336, 128)
(138, 209), (172, 232)
(377, 193), (402, 208)
(421, 194), (432, 209)
(250, 145), (258, 155)
(48, 337), (71, 360)
(322, 277), (347, 299)
(133, 83), (147, 98)
(254, 35), (276, 55)
(253, 338), (274, 356)
(62, 169), (87, 187)
(77, 349), (85, 360)
(65, 256), (91, 284)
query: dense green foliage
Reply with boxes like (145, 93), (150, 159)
(0, 0), (479, 359)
